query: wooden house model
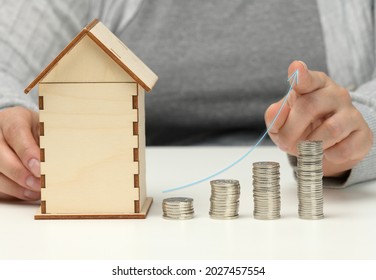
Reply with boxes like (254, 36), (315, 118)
(25, 19), (158, 219)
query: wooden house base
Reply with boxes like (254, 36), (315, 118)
(34, 197), (152, 220)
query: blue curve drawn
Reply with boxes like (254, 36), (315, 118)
(162, 69), (299, 193)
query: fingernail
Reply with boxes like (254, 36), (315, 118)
(28, 158), (40, 178)
(26, 176), (40, 191)
(297, 60), (308, 70)
(24, 189), (40, 200)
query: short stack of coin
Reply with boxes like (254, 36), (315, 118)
(297, 140), (324, 220)
(162, 197), (194, 220)
(252, 161), (281, 220)
(209, 179), (240, 219)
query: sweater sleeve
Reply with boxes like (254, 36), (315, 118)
(0, 0), (141, 112)
(324, 0), (376, 188)
(0, 72), (38, 112)
(0, 0), (94, 111)
(342, 80), (376, 187)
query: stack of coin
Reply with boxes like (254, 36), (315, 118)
(162, 197), (194, 220)
(209, 179), (240, 219)
(297, 140), (324, 220)
(252, 161), (281, 220)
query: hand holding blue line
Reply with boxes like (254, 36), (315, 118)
(162, 66), (299, 193)
(266, 60), (373, 178)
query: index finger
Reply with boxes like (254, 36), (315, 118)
(288, 60), (329, 94)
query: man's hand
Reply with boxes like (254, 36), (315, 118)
(0, 106), (41, 200)
(265, 61), (373, 177)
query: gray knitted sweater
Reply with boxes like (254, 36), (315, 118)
(0, 0), (375, 187)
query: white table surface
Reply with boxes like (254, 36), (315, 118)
(1, 146), (375, 260)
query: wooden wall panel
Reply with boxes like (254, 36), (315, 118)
(40, 83), (140, 214)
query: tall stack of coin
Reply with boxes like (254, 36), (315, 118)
(297, 140), (324, 220)
(209, 179), (240, 219)
(162, 197), (194, 220)
(252, 161), (281, 220)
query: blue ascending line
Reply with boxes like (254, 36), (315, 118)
(162, 69), (299, 193)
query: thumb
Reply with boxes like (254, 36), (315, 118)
(288, 60), (328, 94)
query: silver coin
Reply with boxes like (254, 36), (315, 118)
(162, 197), (194, 220)
(210, 179), (240, 187)
(297, 140), (324, 220)
(252, 161), (281, 220)
(163, 215), (194, 220)
(210, 214), (239, 220)
(163, 197), (193, 204)
(209, 179), (240, 219)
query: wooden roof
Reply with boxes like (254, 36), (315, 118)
(25, 19), (158, 93)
